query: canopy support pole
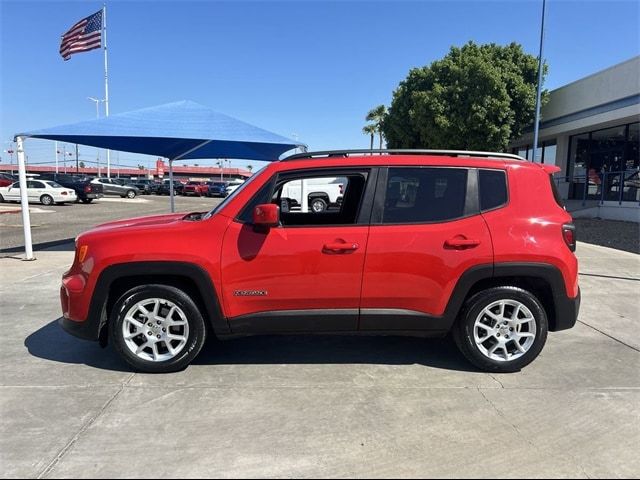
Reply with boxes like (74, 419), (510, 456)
(167, 140), (213, 213)
(16, 136), (35, 261)
(169, 159), (175, 213)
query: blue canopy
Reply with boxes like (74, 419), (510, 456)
(18, 100), (304, 161)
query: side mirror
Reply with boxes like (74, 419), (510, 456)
(253, 203), (280, 228)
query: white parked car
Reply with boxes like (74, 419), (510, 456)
(225, 179), (246, 196)
(280, 177), (345, 212)
(0, 180), (77, 205)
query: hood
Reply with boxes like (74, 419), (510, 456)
(92, 212), (189, 231)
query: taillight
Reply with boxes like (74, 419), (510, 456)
(61, 191), (68, 195)
(84, 185), (91, 193)
(562, 223), (576, 252)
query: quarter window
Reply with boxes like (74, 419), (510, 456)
(383, 168), (468, 223)
(479, 169), (508, 211)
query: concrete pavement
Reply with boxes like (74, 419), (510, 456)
(0, 242), (638, 478)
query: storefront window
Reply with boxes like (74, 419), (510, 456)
(625, 122), (639, 170)
(567, 122), (639, 201)
(542, 140), (557, 166)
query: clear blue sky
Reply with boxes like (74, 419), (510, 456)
(1, 0), (639, 169)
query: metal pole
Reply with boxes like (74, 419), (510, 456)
(102, 4), (111, 178)
(75, 144), (79, 173)
(532, 0), (546, 163)
(169, 159), (175, 213)
(55, 141), (59, 173)
(16, 136), (34, 260)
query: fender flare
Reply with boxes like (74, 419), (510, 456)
(86, 261), (229, 342)
(444, 262), (576, 332)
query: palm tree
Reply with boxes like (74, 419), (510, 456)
(246, 164), (253, 173)
(366, 104), (388, 149)
(362, 124), (377, 152)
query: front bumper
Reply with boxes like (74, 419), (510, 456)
(552, 287), (581, 331)
(59, 315), (99, 341)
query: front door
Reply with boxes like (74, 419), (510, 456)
(220, 168), (375, 334)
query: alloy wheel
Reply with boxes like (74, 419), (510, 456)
(121, 298), (190, 362)
(473, 299), (537, 362)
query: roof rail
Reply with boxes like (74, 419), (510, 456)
(283, 149), (525, 162)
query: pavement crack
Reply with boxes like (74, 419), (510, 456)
(488, 373), (505, 389)
(478, 388), (593, 479)
(577, 320), (640, 353)
(36, 373), (136, 479)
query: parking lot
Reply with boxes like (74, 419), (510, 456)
(1, 239), (639, 478)
(0, 195), (223, 251)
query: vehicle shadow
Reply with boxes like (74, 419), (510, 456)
(26, 319), (478, 373)
(24, 319), (130, 372)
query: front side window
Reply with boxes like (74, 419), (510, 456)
(383, 168), (468, 223)
(238, 170), (368, 226)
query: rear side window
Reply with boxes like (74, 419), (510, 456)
(383, 168), (468, 223)
(479, 169), (508, 211)
(549, 174), (565, 208)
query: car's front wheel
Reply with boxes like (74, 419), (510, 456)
(126, 190), (137, 199)
(110, 285), (207, 373)
(453, 286), (548, 373)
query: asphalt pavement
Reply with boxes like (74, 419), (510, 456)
(0, 241), (638, 478)
(0, 194), (222, 251)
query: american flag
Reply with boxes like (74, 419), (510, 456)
(59, 10), (103, 61)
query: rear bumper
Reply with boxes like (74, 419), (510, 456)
(552, 287), (581, 331)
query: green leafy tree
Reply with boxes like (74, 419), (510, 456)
(366, 105), (387, 149)
(362, 124), (377, 151)
(79, 161), (85, 169)
(246, 164), (253, 172)
(383, 42), (548, 151)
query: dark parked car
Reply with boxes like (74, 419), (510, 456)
(131, 179), (160, 195)
(206, 181), (229, 197)
(156, 179), (185, 196)
(37, 173), (103, 204)
(92, 177), (139, 198)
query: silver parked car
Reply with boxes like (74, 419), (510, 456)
(91, 178), (139, 199)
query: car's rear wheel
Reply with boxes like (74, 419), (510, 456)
(453, 286), (548, 373)
(40, 194), (54, 206)
(110, 285), (207, 373)
(126, 190), (137, 199)
(81, 198), (93, 204)
(0, 194), (4, 203)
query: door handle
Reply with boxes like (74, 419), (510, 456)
(323, 242), (359, 253)
(444, 237), (481, 249)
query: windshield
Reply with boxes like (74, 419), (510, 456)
(203, 170), (265, 220)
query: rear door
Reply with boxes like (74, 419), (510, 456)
(220, 168), (377, 334)
(360, 167), (493, 332)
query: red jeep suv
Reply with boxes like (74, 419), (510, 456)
(59, 150), (580, 373)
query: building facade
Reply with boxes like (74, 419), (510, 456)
(511, 56), (639, 222)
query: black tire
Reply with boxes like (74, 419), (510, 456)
(109, 284), (207, 373)
(40, 194), (54, 206)
(126, 190), (137, 199)
(0, 194), (4, 203)
(452, 286), (548, 373)
(309, 197), (328, 213)
(81, 198), (93, 204)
